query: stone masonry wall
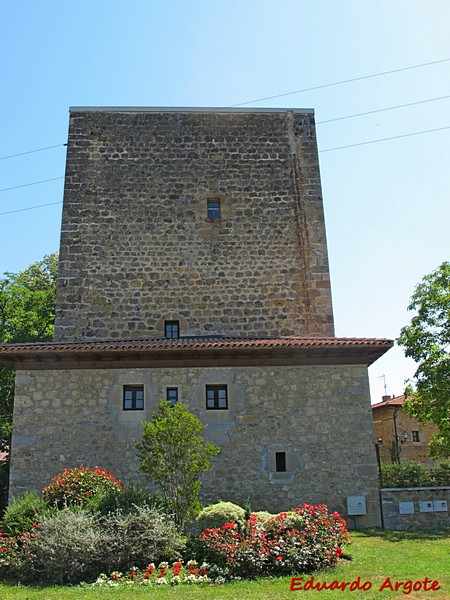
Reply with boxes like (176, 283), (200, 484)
(380, 488), (450, 529)
(10, 363), (380, 526)
(55, 109), (334, 341)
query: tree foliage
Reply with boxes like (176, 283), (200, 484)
(0, 253), (58, 500)
(397, 261), (450, 458)
(135, 401), (220, 530)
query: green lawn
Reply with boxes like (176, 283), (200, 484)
(0, 528), (449, 599)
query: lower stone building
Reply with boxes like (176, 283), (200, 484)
(0, 336), (392, 527)
(372, 395), (438, 464)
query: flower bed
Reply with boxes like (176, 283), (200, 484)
(196, 504), (348, 579)
(92, 560), (210, 587)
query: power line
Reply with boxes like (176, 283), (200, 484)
(0, 177), (64, 194)
(228, 57), (450, 107)
(0, 201), (62, 217)
(319, 124), (450, 153)
(316, 94), (450, 124)
(0, 144), (66, 161)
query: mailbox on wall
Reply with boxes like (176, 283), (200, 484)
(347, 496), (367, 515)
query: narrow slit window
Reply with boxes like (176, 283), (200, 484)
(412, 431), (420, 442)
(123, 385), (144, 411)
(164, 320), (179, 338)
(207, 199), (221, 219)
(166, 387), (179, 407)
(275, 452), (286, 472)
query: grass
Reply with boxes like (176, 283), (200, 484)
(0, 528), (449, 599)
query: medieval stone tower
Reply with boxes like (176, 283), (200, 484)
(0, 108), (392, 525)
(55, 108), (334, 342)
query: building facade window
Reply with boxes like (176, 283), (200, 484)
(166, 387), (179, 407)
(412, 430), (420, 442)
(206, 384), (228, 410)
(123, 385), (144, 410)
(275, 451), (287, 472)
(207, 199), (221, 219)
(164, 320), (179, 338)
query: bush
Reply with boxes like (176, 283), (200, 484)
(196, 501), (246, 532)
(102, 505), (185, 571)
(196, 504), (348, 579)
(9, 505), (185, 584)
(2, 491), (53, 536)
(253, 510), (274, 523)
(380, 461), (450, 487)
(87, 484), (165, 516)
(431, 462), (450, 486)
(42, 466), (122, 508)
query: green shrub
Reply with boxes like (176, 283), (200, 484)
(253, 510), (274, 523)
(87, 484), (165, 515)
(431, 462), (450, 486)
(13, 505), (185, 584)
(103, 505), (185, 571)
(196, 501), (246, 531)
(2, 491), (53, 536)
(380, 461), (450, 487)
(42, 466), (122, 508)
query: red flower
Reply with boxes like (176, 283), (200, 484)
(336, 547), (343, 557)
(276, 555), (283, 561)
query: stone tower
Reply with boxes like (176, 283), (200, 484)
(55, 108), (334, 341)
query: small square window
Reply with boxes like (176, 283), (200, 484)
(166, 387), (179, 407)
(165, 320), (179, 338)
(275, 452), (286, 472)
(207, 199), (221, 219)
(412, 431), (420, 442)
(206, 385), (228, 410)
(123, 385), (144, 411)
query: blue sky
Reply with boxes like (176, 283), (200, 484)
(1, 0), (449, 402)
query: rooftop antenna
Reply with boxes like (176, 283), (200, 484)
(378, 374), (388, 397)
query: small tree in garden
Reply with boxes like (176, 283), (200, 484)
(136, 401), (220, 530)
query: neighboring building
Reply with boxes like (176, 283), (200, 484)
(372, 395), (437, 464)
(0, 107), (392, 526)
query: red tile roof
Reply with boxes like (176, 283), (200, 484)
(0, 336), (393, 370)
(0, 335), (392, 353)
(372, 395), (405, 409)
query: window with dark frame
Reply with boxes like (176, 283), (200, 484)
(207, 199), (221, 219)
(164, 320), (180, 338)
(123, 385), (144, 411)
(412, 430), (420, 442)
(206, 384), (228, 410)
(275, 451), (287, 472)
(166, 387), (179, 408)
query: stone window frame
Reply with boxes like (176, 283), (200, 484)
(123, 385), (144, 411)
(166, 386), (179, 407)
(206, 384), (228, 410)
(164, 320), (180, 339)
(412, 430), (420, 443)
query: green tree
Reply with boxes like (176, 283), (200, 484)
(0, 253), (58, 504)
(397, 261), (450, 458)
(135, 400), (220, 530)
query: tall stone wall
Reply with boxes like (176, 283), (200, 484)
(55, 108), (334, 342)
(10, 363), (380, 526)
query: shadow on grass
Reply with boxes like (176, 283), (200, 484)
(353, 526), (450, 542)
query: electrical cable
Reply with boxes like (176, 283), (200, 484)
(319, 124), (450, 153)
(0, 177), (64, 194)
(316, 94), (450, 124)
(0, 201), (62, 217)
(0, 144), (66, 161)
(227, 57), (450, 107)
